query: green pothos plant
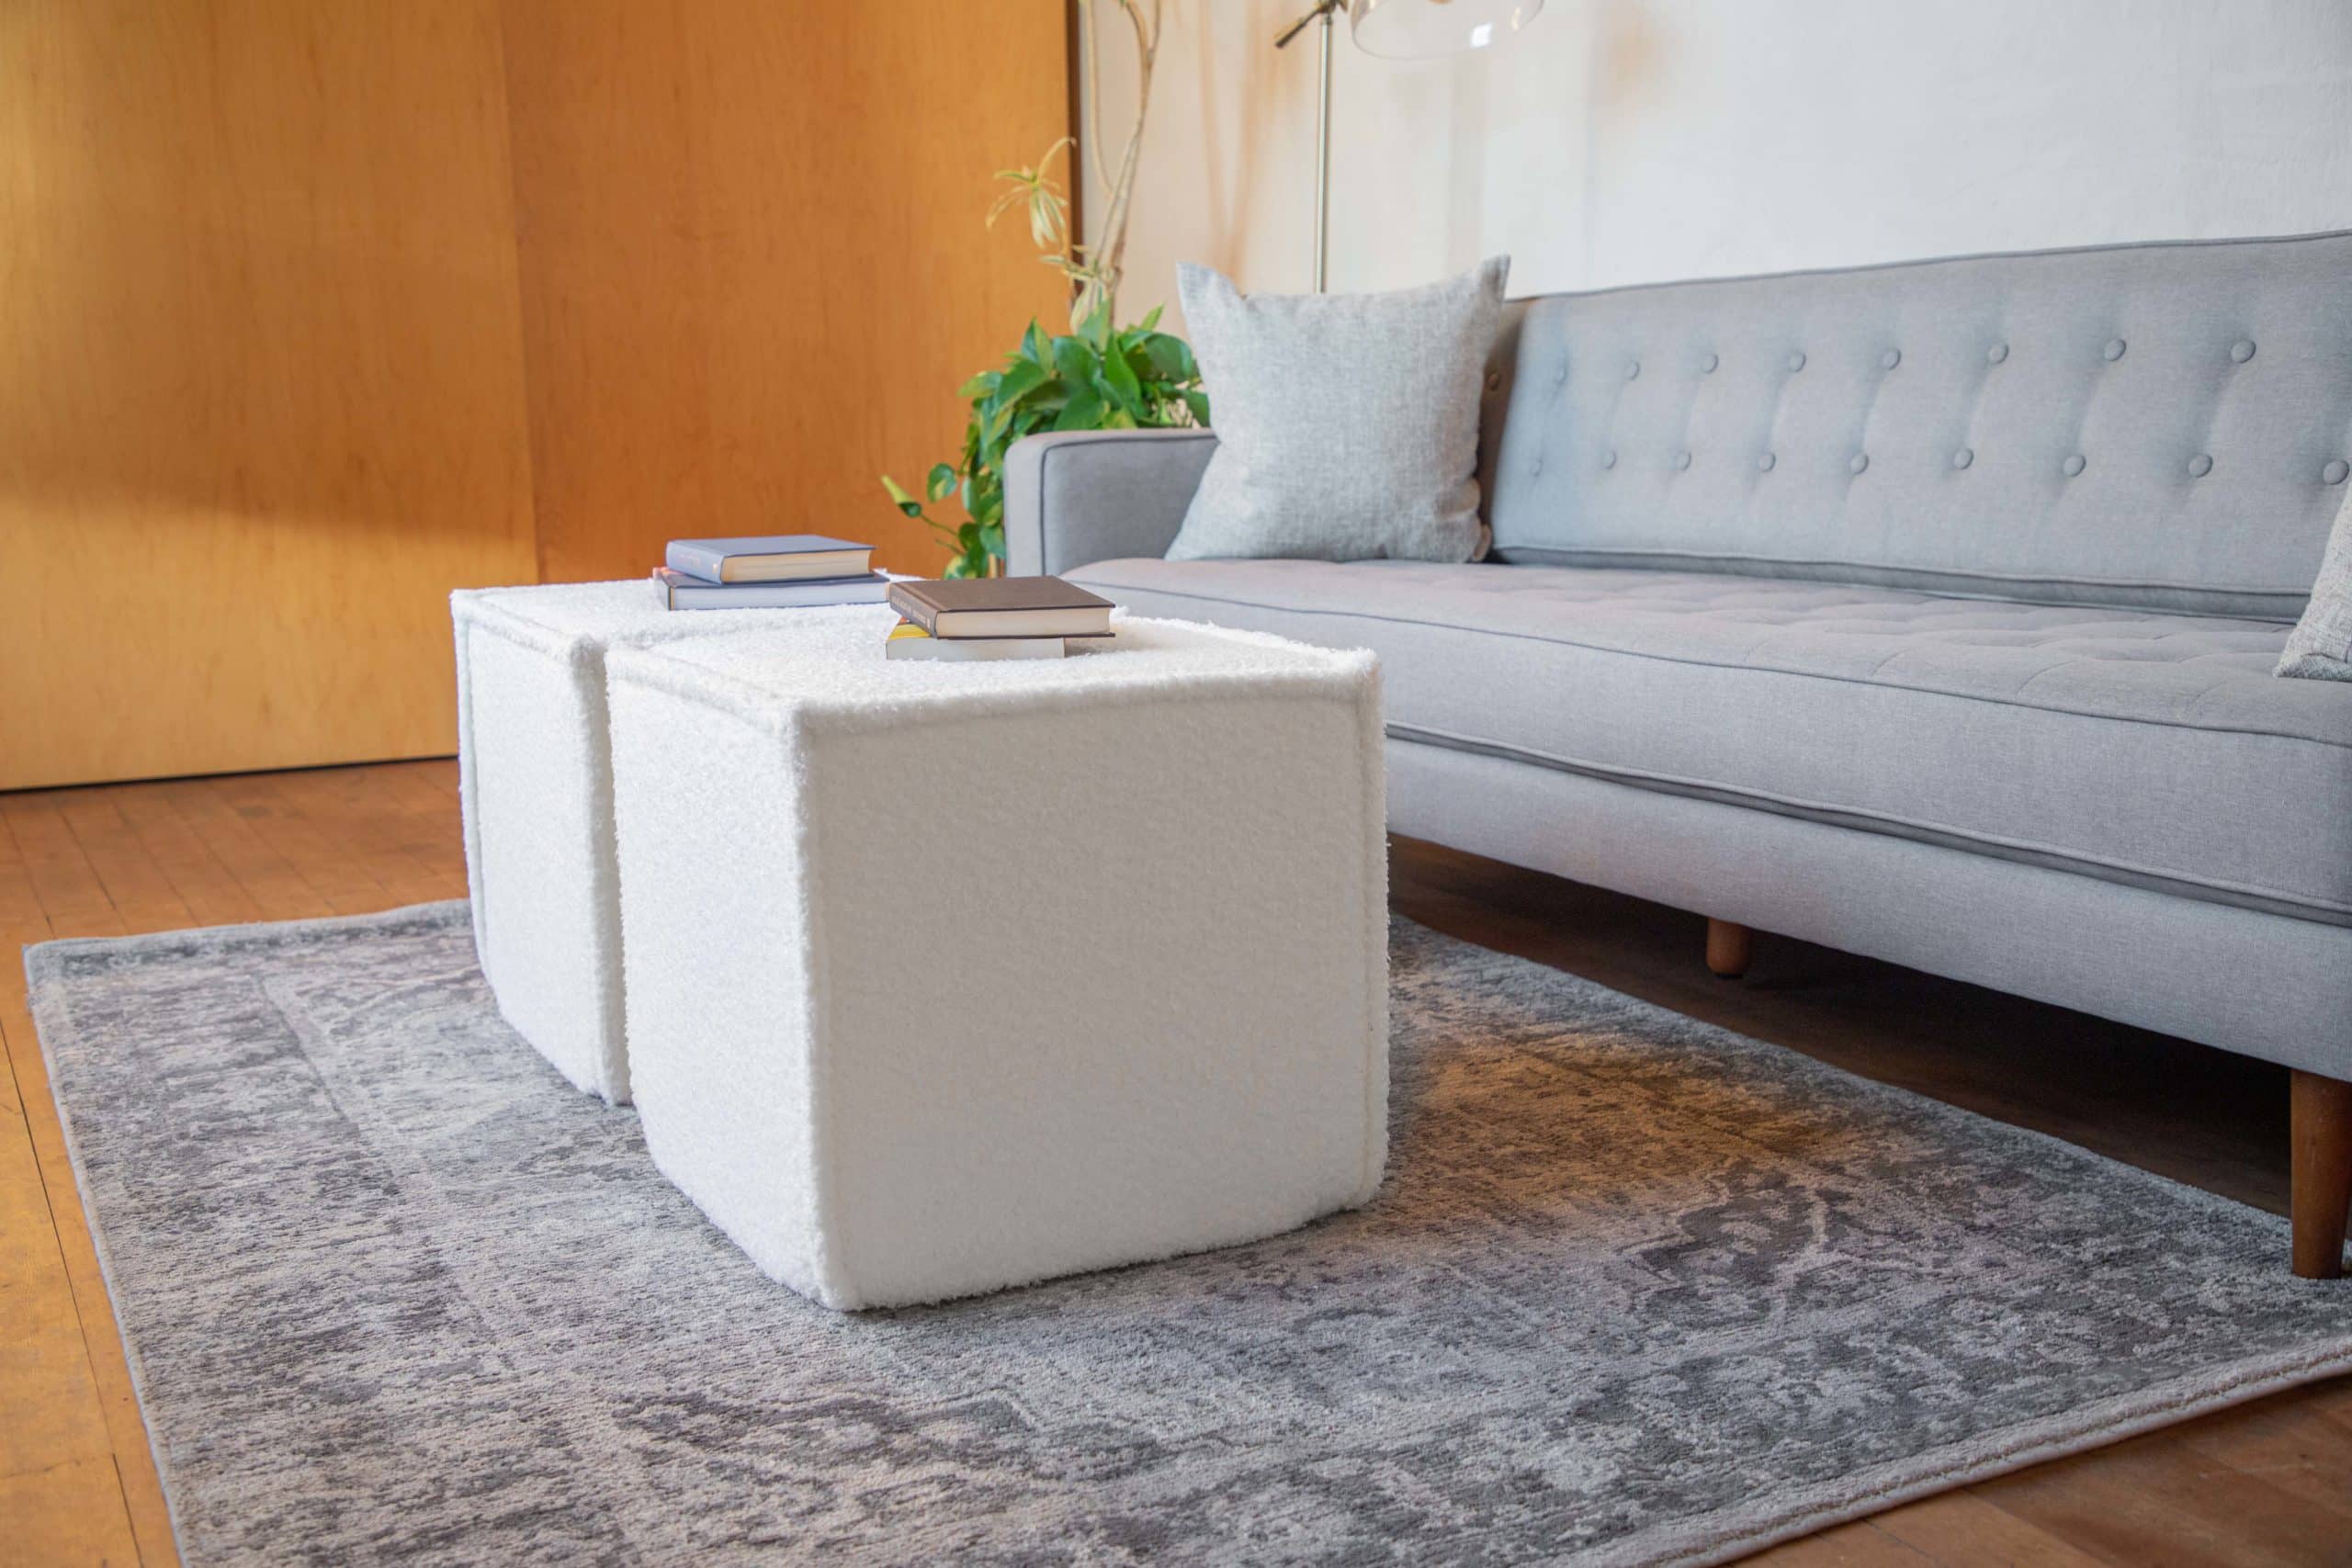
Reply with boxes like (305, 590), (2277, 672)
(886, 2), (1198, 577)
(884, 302), (1206, 578)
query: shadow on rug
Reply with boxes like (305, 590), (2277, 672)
(27, 903), (2352, 1566)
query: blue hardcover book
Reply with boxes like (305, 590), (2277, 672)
(665, 535), (873, 584)
(651, 568), (892, 611)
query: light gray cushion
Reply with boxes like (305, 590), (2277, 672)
(1481, 231), (2352, 619)
(1166, 257), (1509, 564)
(2279, 484), (2352, 678)
(1073, 557), (2352, 927)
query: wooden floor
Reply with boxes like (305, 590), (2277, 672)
(0, 764), (2347, 1566)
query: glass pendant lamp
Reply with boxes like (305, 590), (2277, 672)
(1276, 0), (1547, 288)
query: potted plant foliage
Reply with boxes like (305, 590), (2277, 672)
(885, 1), (1205, 578)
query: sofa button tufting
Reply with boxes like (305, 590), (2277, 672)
(1625, 360), (1640, 380)
(1758, 452), (1776, 472)
(2063, 454), (2086, 477)
(1952, 448), (1973, 469)
(1601, 450), (1616, 469)
(1674, 451), (1691, 471)
(1988, 343), (2009, 364)
(1849, 454), (1869, 474)
(2231, 340), (2256, 364)
(1702, 352), (1720, 372)
(2188, 454), (2213, 478)
(1531, 457), (1544, 476)
(2103, 338), (2127, 362)
(2327, 459), (2350, 485)
(1786, 351), (1806, 372)
(1485, 371), (1502, 392)
(1881, 349), (1901, 369)
(1555, 364), (1569, 384)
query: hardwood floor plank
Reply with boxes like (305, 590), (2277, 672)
(0, 1454), (141, 1568)
(1747, 1518), (1938, 1566)
(254, 769), (447, 906)
(2169, 1385), (2352, 1526)
(0, 796), (115, 921)
(52, 796), (190, 926)
(1966, 1417), (2352, 1565)
(198, 775), (387, 914)
(0, 1052), (116, 1481)
(0, 807), (44, 929)
(109, 784), (265, 930)
(400, 755), (462, 800)
(364, 766), (469, 883)
(1869, 1487), (2110, 1565)
(158, 780), (335, 921)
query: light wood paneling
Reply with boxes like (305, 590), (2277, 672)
(0, 2), (1073, 789)
(0, 2), (541, 791)
(498, 0), (1072, 583)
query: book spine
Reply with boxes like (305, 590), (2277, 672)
(884, 582), (941, 634)
(664, 541), (728, 581)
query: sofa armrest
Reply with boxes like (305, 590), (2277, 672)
(1003, 428), (1218, 577)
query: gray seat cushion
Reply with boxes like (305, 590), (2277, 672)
(1071, 558), (2352, 927)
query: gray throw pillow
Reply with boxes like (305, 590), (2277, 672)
(1165, 256), (1510, 563)
(2278, 484), (2352, 680)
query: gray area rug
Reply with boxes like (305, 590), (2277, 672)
(28, 904), (2352, 1566)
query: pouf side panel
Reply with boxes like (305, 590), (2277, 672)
(805, 682), (1388, 1309)
(451, 597), (492, 980)
(461, 620), (625, 1101)
(609, 675), (829, 1301)
(1351, 659), (1391, 1206)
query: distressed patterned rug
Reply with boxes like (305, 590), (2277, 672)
(28, 904), (2352, 1566)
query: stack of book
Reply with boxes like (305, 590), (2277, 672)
(883, 577), (1115, 661)
(653, 536), (890, 610)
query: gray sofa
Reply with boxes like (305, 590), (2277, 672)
(1005, 230), (2352, 1278)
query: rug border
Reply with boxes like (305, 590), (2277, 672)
(22, 901), (477, 1565)
(25, 901), (2352, 1567)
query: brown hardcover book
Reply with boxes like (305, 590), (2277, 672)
(886, 576), (1114, 639)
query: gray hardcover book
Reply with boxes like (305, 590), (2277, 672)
(665, 536), (874, 584)
(652, 568), (891, 611)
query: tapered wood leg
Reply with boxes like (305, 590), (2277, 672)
(2293, 1070), (2352, 1280)
(1704, 919), (1754, 979)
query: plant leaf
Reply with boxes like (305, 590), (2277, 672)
(1054, 386), (1105, 431)
(993, 355), (1050, 408)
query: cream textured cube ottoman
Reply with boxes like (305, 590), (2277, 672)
(449, 582), (854, 1104)
(604, 611), (1388, 1309)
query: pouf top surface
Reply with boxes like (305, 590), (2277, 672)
(451, 578), (815, 641)
(605, 609), (1376, 729)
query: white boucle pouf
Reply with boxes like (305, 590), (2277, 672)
(604, 611), (1388, 1310)
(450, 583), (886, 1104)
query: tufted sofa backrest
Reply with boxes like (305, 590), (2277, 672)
(1480, 231), (2352, 620)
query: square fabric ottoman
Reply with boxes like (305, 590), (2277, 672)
(605, 611), (1388, 1309)
(450, 581), (830, 1104)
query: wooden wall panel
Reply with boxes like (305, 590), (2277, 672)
(0, 2), (1072, 789)
(0, 2), (541, 791)
(499, 1), (1072, 583)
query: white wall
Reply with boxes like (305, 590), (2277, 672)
(1086, 0), (2352, 334)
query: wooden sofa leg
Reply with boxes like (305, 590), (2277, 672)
(1704, 919), (1754, 979)
(2293, 1070), (2352, 1280)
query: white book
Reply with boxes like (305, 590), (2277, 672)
(884, 619), (1066, 661)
